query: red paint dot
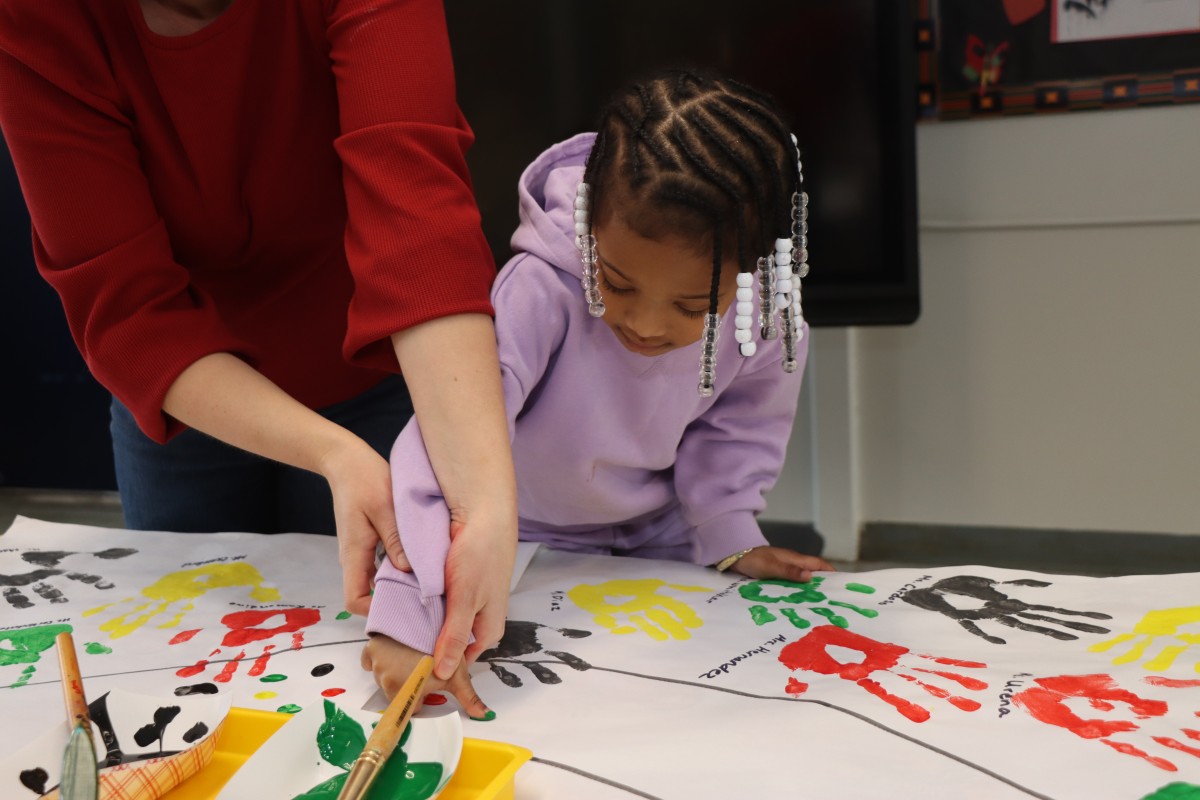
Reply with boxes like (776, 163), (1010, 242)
(169, 629), (202, 645)
(321, 688), (346, 697)
(423, 693), (448, 706)
(785, 678), (808, 696)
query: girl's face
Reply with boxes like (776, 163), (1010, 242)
(592, 215), (739, 357)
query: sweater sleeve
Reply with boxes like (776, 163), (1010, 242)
(675, 324), (809, 567)
(326, 0), (496, 372)
(366, 257), (569, 651)
(0, 20), (249, 443)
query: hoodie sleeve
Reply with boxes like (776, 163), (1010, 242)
(366, 256), (571, 651)
(674, 325), (809, 567)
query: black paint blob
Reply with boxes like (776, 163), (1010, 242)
(310, 663), (335, 677)
(19, 767), (48, 793)
(182, 722), (209, 743)
(174, 683), (219, 696)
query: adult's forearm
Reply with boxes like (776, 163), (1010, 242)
(161, 352), (362, 476)
(390, 314), (517, 520)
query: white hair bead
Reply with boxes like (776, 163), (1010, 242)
(775, 292), (789, 309)
(735, 328), (752, 344)
(574, 209), (588, 223)
(734, 315), (752, 330)
(739, 341), (757, 357)
(575, 222), (589, 236)
(736, 301), (754, 316)
(736, 272), (754, 288)
(775, 238), (791, 252)
(736, 287), (753, 302)
(776, 278), (792, 293)
(775, 250), (792, 267)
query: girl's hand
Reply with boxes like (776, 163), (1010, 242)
(435, 510), (515, 680)
(731, 546), (835, 583)
(321, 438), (411, 616)
(362, 634), (491, 720)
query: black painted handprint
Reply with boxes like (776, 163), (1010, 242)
(901, 575), (1111, 644)
(1, 548), (136, 609)
(479, 620), (592, 688)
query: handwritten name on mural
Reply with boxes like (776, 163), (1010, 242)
(698, 633), (787, 679)
(228, 602), (324, 610)
(997, 673), (1033, 718)
(878, 575), (935, 605)
(180, 555), (248, 567)
(550, 590), (564, 611)
(0, 618), (70, 632)
(704, 578), (752, 605)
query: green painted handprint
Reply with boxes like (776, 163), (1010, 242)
(740, 576), (877, 629)
(1, 622), (73, 688)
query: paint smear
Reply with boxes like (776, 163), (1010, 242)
(336, 611), (352, 620)
(277, 704), (303, 714)
(321, 688), (346, 698)
(261, 674), (288, 683)
(845, 583), (876, 594)
(175, 683), (219, 696)
(84, 641), (113, 655)
(169, 629), (202, 645)
(424, 694), (448, 706)
(254, 691), (278, 700)
(311, 663), (335, 677)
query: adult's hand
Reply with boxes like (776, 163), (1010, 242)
(320, 439), (411, 615)
(162, 352), (408, 614)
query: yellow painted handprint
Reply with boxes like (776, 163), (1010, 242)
(85, 562), (281, 639)
(567, 578), (712, 641)
(1089, 606), (1200, 672)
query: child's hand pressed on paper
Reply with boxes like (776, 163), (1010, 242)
(730, 546), (835, 583)
(361, 633), (491, 720)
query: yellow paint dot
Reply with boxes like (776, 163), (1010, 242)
(254, 691), (278, 700)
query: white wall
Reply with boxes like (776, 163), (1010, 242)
(766, 104), (1200, 560)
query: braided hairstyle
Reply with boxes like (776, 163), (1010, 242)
(582, 68), (802, 321)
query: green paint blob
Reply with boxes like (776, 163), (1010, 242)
(316, 699), (367, 770)
(84, 642), (113, 655)
(828, 600), (879, 619)
(747, 605), (776, 625)
(261, 674), (288, 682)
(0, 622), (73, 667)
(469, 710), (497, 722)
(811, 607), (849, 628)
(779, 608), (811, 629)
(1141, 784), (1200, 800)
(336, 611), (352, 620)
(844, 582), (876, 594)
(277, 704), (303, 714)
(293, 700), (444, 800)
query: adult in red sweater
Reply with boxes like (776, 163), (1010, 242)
(0, 0), (518, 644)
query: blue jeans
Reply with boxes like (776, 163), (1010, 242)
(110, 375), (413, 536)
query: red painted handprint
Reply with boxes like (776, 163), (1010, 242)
(174, 607), (321, 683)
(1014, 674), (1200, 772)
(778, 624), (989, 723)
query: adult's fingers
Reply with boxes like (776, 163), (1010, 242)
(433, 597), (476, 680)
(463, 603), (506, 665)
(339, 516), (377, 616)
(445, 665), (492, 721)
(372, 506), (411, 573)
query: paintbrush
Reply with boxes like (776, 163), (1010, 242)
(336, 655), (434, 800)
(55, 632), (99, 800)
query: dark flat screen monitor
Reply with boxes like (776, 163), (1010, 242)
(446, 0), (920, 326)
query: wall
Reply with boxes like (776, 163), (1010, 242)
(765, 103), (1200, 560)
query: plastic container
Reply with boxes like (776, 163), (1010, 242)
(161, 707), (531, 800)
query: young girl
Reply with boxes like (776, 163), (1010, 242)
(362, 69), (832, 716)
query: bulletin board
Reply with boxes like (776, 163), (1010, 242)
(915, 0), (1200, 120)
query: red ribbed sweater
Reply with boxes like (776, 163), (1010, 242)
(0, 0), (495, 442)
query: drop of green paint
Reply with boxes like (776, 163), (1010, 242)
(84, 642), (112, 655)
(316, 699), (366, 770)
(336, 611), (351, 620)
(844, 582), (876, 594)
(261, 674), (288, 682)
(1141, 783), (1200, 800)
(277, 704), (303, 714)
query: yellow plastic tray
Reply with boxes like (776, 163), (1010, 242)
(160, 707), (531, 800)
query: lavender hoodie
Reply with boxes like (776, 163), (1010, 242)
(366, 133), (808, 651)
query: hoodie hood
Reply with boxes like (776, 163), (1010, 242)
(510, 132), (595, 279)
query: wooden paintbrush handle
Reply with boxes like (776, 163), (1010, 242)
(55, 631), (90, 726)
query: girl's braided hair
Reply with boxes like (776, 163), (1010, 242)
(582, 68), (802, 317)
